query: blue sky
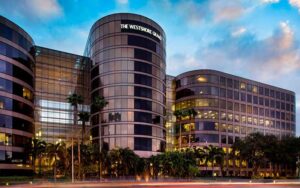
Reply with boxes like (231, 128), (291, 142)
(0, 0), (300, 135)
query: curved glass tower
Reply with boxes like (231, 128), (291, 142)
(0, 16), (35, 174)
(85, 13), (166, 157)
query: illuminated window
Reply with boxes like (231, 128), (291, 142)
(0, 101), (3, 109)
(0, 133), (5, 145)
(221, 112), (226, 120)
(247, 117), (252, 124)
(234, 115), (239, 122)
(252, 86), (258, 93)
(240, 82), (246, 90)
(197, 75), (207, 83)
(241, 116), (246, 123)
(23, 88), (33, 100)
(253, 118), (258, 125)
(259, 119), (264, 126)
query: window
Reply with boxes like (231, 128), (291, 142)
(252, 86), (258, 93)
(134, 99), (152, 111)
(134, 124), (152, 136)
(134, 86), (152, 98)
(247, 94), (252, 103)
(134, 137), (152, 151)
(220, 88), (226, 98)
(134, 112), (152, 123)
(134, 48), (152, 62)
(23, 87), (33, 100)
(134, 61), (152, 74)
(265, 88), (269, 96)
(128, 35), (156, 52)
(240, 93), (246, 101)
(227, 90), (233, 99)
(247, 84), (252, 92)
(197, 75), (208, 82)
(227, 79), (233, 88)
(234, 91), (239, 100)
(240, 82), (246, 90)
(220, 76), (226, 86)
(196, 121), (218, 131)
(234, 80), (239, 89)
(0, 133), (5, 145)
(134, 74), (152, 86)
(253, 96), (258, 104)
(0, 101), (3, 109)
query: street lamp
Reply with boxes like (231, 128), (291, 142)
(296, 156), (300, 178)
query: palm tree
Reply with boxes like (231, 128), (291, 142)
(174, 110), (183, 149)
(31, 138), (46, 175)
(186, 108), (197, 147)
(66, 93), (83, 181)
(204, 145), (224, 176)
(78, 112), (90, 144)
(92, 95), (108, 179)
(46, 142), (65, 182)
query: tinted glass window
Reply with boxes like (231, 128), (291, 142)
(0, 42), (33, 70)
(134, 111), (152, 123)
(134, 86), (152, 98)
(134, 137), (152, 151)
(134, 74), (152, 86)
(134, 99), (152, 111)
(134, 48), (152, 62)
(128, 35), (156, 52)
(134, 61), (152, 74)
(134, 124), (152, 136)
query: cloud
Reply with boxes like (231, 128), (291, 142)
(210, 0), (247, 22)
(167, 53), (200, 76)
(0, 0), (62, 20)
(261, 0), (280, 4)
(289, 0), (300, 13)
(174, 1), (209, 26)
(194, 21), (300, 81)
(232, 27), (247, 37)
(116, 0), (128, 4)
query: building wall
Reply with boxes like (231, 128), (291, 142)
(165, 75), (176, 151)
(35, 46), (90, 144)
(85, 13), (167, 157)
(0, 16), (35, 173)
(174, 69), (295, 174)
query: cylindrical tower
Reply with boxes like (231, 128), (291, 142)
(0, 16), (35, 174)
(85, 13), (166, 157)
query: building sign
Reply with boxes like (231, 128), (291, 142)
(120, 24), (162, 41)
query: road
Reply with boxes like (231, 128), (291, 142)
(4, 182), (300, 188)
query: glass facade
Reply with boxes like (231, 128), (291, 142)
(0, 16), (35, 174)
(171, 69), (296, 175)
(174, 70), (295, 148)
(85, 13), (166, 157)
(35, 47), (90, 144)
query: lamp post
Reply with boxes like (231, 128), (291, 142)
(296, 156), (300, 178)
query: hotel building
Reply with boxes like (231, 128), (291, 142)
(0, 14), (296, 174)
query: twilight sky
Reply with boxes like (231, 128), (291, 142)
(0, 0), (299, 135)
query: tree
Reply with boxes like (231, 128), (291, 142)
(109, 148), (139, 177)
(67, 93), (83, 181)
(174, 110), (184, 148)
(78, 112), (90, 144)
(186, 108), (197, 147)
(46, 142), (65, 181)
(92, 95), (108, 179)
(232, 133), (268, 178)
(31, 138), (46, 175)
(203, 145), (225, 176)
